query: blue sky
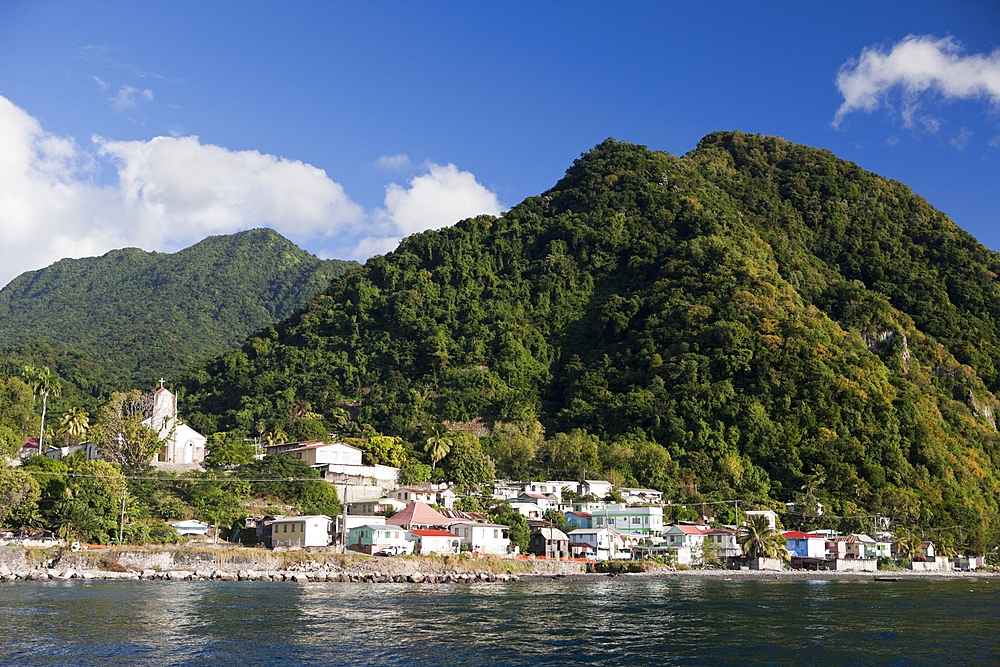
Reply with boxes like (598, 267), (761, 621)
(0, 1), (997, 287)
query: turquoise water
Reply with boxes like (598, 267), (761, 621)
(1, 578), (997, 666)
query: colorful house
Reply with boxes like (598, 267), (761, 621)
(781, 531), (825, 559)
(564, 511), (593, 530)
(348, 524), (412, 554)
(592, 504), (663, 536)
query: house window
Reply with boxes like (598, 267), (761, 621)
(494, 529), (499, 539)
(291, 524), (296, 533)
(283, 524), (288, 533)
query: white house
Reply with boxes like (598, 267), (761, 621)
(270, 515), (333, 548)
(507, 502), (544, 519)
(566, 527), (634, 560)
(620, 488), (663, 504)
(406, 529), (461, 555)
(449, 522), (511, 555)
(663, 524), (710, 551)
(511, 492), (560, 511)
(579, 480), (614, 498)
(45, 442), (101, 462)
(702, 528), (740, 558)
(147, 387), (207, 468)
(171, 519), (211, 536)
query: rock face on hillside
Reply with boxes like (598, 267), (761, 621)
(0, 228), (356, 389)
(180, 133), (1000, 549)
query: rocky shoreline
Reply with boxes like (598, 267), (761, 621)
(2, 546), (995, 584)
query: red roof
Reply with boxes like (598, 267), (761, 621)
(387, 501), (449, 527)
(672, 525), (711, 535)
(409, 529), (459, 538)
(782, 531), (823, 539)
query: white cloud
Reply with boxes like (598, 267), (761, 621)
(0, 95), (365, 286)
(951, 127), (973, 150)
(834, 35), (1000, 128)
(342, 163), (505, 258)
(375, 154), (411, 171)
(0, 95), (505, 286)
(110, 85), (154, 112)
(989, 135), (1000, 148)
(93, 76), (109, 91)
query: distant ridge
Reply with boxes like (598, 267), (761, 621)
(177, 134), (1000, 547)
(0, 228), (357, 392)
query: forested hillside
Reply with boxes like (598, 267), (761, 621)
(177, 134), (1000, 550)
(0, 228), (355, 396)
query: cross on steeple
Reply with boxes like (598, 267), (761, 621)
(159, 378), (166, 388)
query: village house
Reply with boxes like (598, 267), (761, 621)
(266, 440), (400, 487)
(348, 498), (407, 516)
(449, 522), (511, 555)
(528, 526), (571, 559)
(406, 529), (461, 555)
(744, 510), (778, 530)
(511, 492), (560, 511)
(171, 519), (211, 537)
(592, 504), (663, 537)
(270, 515), (333, 548)
(564, 511), (593, 530)
(507, 501), (544, 519)
(566, 527), (633, 560)
(572, 500), (608, 513)
(702, 528), (740, 558)
(579, 479), (614, 498)
(782, 531), (826, 559)
(620, 488), (663, 504)
(663, 523), (710, 551)
(348, 524), (412, 554)
(386, 501), (450, 531)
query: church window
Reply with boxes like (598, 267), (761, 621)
(283, 524), (288, 533)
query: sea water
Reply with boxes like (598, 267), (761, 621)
(1, 577), (997, 666)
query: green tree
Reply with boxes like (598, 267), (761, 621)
(488, 502), (530, 554)
(737, 514), (789, 561)
(543, 508), (567, 531)
(0, 425), (20, 461)
(399, 459), (432, 486)
(90, 391), (164, 468)
(489, 421), (544, 477)
(0, 468), (41, 527)
(0, 377), (34, 439)
(444, 434), (495, 492)
(192, 483), (245, 542)
(205, 434), (256, 467)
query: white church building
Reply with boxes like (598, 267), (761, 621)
(146, 385), (207, 469)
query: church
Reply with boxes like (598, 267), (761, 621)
(146, 383), (208, 469)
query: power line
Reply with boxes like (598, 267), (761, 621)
(23, 471), (325, 483)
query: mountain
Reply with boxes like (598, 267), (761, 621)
(0, 228), (356, 394)
(177, 134), (1000, 549)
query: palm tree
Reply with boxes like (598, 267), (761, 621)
(58, 408), (90, 446)
(424, 423), (453, 470)
(23, 366), (61, 452)
(737, 514), (789, 561)
(892, 528), (922, 560)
